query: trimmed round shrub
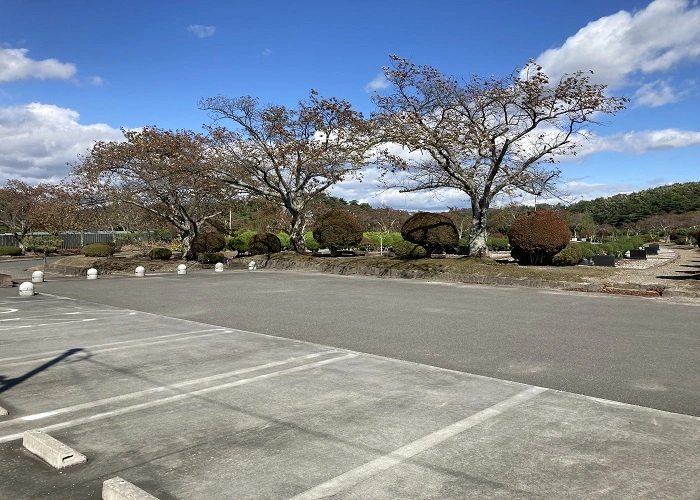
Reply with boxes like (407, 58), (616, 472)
(401, 212), (458, 257)
(508, 210), (571, 265)
(552, 243), (583, 266)
(148, 247), (172, 260)
(197, 252), (226, 264)
(192, 231), (225, 255)
(304, 232), (320, 252)
(392, 239), (427, 259)
(0, 245), (23, 256)
(248, 232), (282, 255)
(82, 243), (115, 257)
(226, 230), (256, 253)
(312, 210), (364, 255)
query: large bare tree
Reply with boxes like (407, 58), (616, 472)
(199, 90), (371, 253)
(72, 127), (232, 259)
(373, 56), (627, 256)
(0, 179), (41, 249)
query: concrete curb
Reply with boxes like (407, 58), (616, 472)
(102, 477), (159, 500)
(22, 430), (87, 470)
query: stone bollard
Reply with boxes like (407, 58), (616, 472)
(135, 266), (145, 277)
(214, 262), (224, 272)
(177, 264), (187, 275)
(31, 270), (44, 283)
(248, 261), (256, 271)
(19, 281), (35, 297)
(87, 268), (98, 280)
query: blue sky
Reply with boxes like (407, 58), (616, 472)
(1, 0), (698, 211)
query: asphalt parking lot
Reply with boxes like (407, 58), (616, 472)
(0, 270), (699, 498)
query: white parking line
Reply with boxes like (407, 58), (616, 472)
(288, 386), (547, 500)
(0, 318), (97, 331)
(0, 352), (356, 443)
(0, 328), (230, 365)
(0, 350), (338, 428)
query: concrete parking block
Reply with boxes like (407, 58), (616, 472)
(22, 429), (87, 470)
(102, 477), (159, 500)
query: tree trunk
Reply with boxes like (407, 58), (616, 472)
(181, 221), (199, 260)
(288, 206), (306, 254)
(468, 201), (489, 257)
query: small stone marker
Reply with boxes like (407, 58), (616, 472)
(629, 249), (647, 260)
(592, 255), (616, 267)
(177, 264), (187, 275)
(22, 430), (87, 470)
(31, 270), (44, 283)
(87, 268), (98, 280)
(248, 261), (256, 271)
(102, 477), (159, 500)
(0, 405), (8, 416)
(214, 262), (224, 272)
(135, 266), (145, 277)
(19, 281), (35, 297)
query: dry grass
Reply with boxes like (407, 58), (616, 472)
(266, 252), (617, 284)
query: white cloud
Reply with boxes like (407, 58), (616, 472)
(0, 103), (124, 184)
(187, 24), (216, 38)
(90, 75), (104, 87)
(576, 128), (700, 157)
(262, 48), (272, 56)
(535, 0), (700, 95)
(364, 73), (390, 93)
(329, 166), (469, 212)
(0, 48), (76, 82)
(632, 80), (681, 107)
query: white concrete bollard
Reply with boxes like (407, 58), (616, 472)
(135, 266), (145, 277)
(19, 281), (35, 297)
(214, 262), (224, 272)
(248, 261), (256, 271)
(177, 264), (187, 275)
(31, 270), (44, 283)
(87, 268), (98, 280)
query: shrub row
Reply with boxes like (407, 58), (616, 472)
(148, 247), (172, 260)
(82, 243), (115, 257)
(0, 245), (22, 256)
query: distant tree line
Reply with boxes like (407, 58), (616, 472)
(567, 182), (700, 226)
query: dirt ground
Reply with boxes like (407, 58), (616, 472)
(595, 246), (700, 292)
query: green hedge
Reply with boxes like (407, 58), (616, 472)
(552, 243), (583, 266)
(148, 247), (172, 260)
(0, 246), (22, 256)
(82, 243), (115, 257)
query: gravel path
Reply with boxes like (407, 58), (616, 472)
(602, 246), (700, 292)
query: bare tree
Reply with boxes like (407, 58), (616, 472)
(72, 127), (232, 259)
(199, 90), (372, 253)
(0, 179), (40, 249)
(373, 56), (627, 256)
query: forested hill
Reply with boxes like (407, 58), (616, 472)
(568, 182), (700, 226)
